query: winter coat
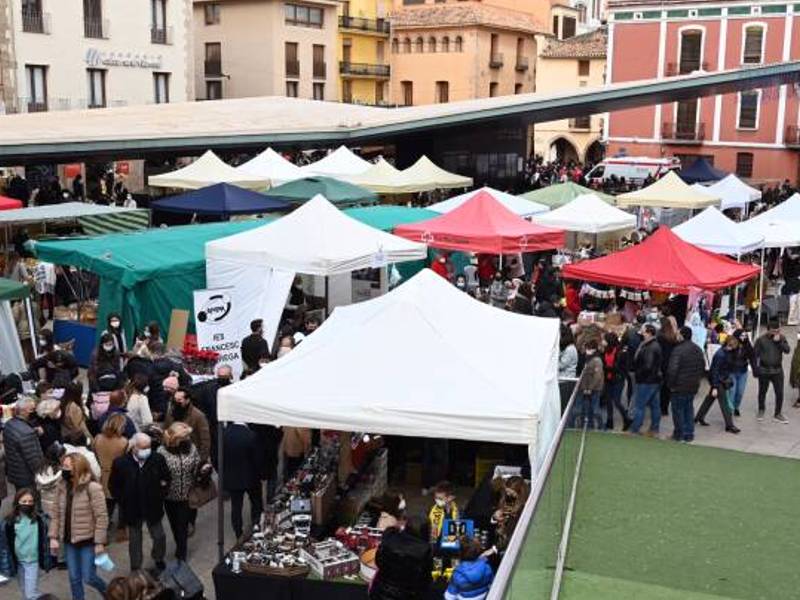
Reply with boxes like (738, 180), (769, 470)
(0, 514), (51, 576)
(97, 407), (137, 439)
(222, 424), (261, 492)
(93, 433), (128, 498)
(126, 391), (153, 430)
(657, 334), (677, 376)
(3, 417), (44, 488)
(558, 345), (578, 379)
(157, 444), (200, 502)
(252, 424), (282, 481)
(240, 333), (269, 372)
(666, 340), (707, 395)
(148, 357), (191, 418)
(37, 417), (62, 453)
(790, 344), (800, 389)
(603, 346), (627, 383)
(633, 338), (662, 384)
(709, 348), (734, 389)
(164, 404), (211, 462)
(50, 476), (108, 545)
(753, 333), (791, 376)
(29, 350), (78, 385)
(445, 558), (494, 600)
(371, 527), (433, 600)
(579, 354), (604, 393)
(36, 466), (62, 522)
(109, 452), (170, 526)
(60, 401), (91, 444)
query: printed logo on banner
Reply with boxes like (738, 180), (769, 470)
(193, 287), (241, 374)
(196, 292), (232, 323)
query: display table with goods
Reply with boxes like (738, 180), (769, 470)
(53, 302), (98, 367)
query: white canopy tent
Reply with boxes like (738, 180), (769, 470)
(674, 206), (764, 255)
(396, 155), (473, 192)
(698, 174), (762, 212)
(531, 193), (636, 233)
(148, 150), (270, 190)
(616, 171), (720, 209)
(235, 148), (305, 187)
(301, 145), (372, 178)
(345, 157), (407, 194)
(739, 194), (800, 248)
(428, 187), (549, 218)
(217, 268), (561, 471)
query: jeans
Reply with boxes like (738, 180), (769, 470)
(579, 391), (602, 429)
(65, 542), (107, 600)
(696, 388), (735, 429)
(164, 500), (191, 561)
(757, 372), (785, 416)
(670, 393), (695, 441)
(629, 383), (661, 434)
(603, 379), (629, 429)
(128, 519), (167, 570)
(17, 560), (40, 600)
(730, 371), (748, 410)
(230, 487), (263, 539)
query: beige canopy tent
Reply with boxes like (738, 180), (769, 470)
(396, 155), (473, 192)
(616, 171), (720, 209)
(148, 150), (270, 190)
(345, 157), (407, 194)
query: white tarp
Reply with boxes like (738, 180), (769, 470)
(700, 174), (762, 211)
(674, 206), (764, 255)
(395, 155), (473, 192)
(532, 193), (636, 233)
(429, 187), (549, 218)
(0, 202), (141, 225)
(301, 145), (372, 178)
(148, 150), (270, 190)
(236, 148), (305, 187)
(738, 194), (800, 248)
(217, 269), (561, 470)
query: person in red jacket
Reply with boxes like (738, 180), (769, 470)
(430, 255), (450, 281)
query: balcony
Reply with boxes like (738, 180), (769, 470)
(204, 59), (222, 77)
(84, 17), (109, 39)
(151, 26), (172, 45)
(489, 52), (504, 68)
(338, 15), (390, 35)
(515, 56), (529, 72)
(786, 125), (800, 147)
(286, 60), (300, 78)
(313, 62), (326, 79)
(661, 121), (706, 143)
(22, 10), (50, 34)
(569, 116), (592, 130)
(665, 61), (709, 76)
(340, 62), (390, 78)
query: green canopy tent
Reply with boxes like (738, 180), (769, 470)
(263, 176), (378, 207)
(0, 277), (34, 376)
(0, 277), (30, 301)
(521, 182), (615, 209)
(33, 219), (272, 342)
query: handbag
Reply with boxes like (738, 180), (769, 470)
(187, 473), (218, 510)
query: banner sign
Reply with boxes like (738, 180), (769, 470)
(193, 287), (241, 374)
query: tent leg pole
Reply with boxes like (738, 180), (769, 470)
(733, 254), (740, 324)
(26, 297), (38, 357)
(217, 421), (225, 564)
(498, 254), (503, 274)
(325, 276), (329, 318)
(756, 248), (765, 335)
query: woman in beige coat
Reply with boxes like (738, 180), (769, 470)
(59, 382), (91, 445)
(93, 413), (128, 526)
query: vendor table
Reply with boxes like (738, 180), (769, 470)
(53, 319), (96, 367)
(212, 563), (369, 600)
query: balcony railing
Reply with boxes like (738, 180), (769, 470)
(84, 17), (109, 39)
(662, 121), (706, 143)
(286, 60), (300, 77)
(338, 15), (390, 34)
(515, 55), (529, 71)
(490, 52), (504, 68)
(786, 125), (800, 147)
(665, 61), (709, 76)
(22, 10), (50, 34)
(340, 62), (390, 78)
(151, 26), (172, 45)
(313, 62), (326, 79)
(204, 59), (222, 77)
(569, 116), (592, 130)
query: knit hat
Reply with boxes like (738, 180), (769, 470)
(162, 376), (179, 392)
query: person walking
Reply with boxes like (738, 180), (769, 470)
(4, 398), (44, 490)
(123, 374), (153, 431)
(93, 414), (129, 531)
(577, 340), (604, 429)
(240, 319), (269, 373)
(657, 316), (679, 416)
(157, 423), (200, 563)
(0, 488), (51, 600)
(665, 326), (707, 442)
(753, 319), (791, 423)
(164, 388), (211, 463)
(602, 332), (631, 431)
(696, 336), (740, 434)
(222, 423), (263, 540)
(59, 382), (92, 446)
(629, 324), (662, 436)
(109, 432), (170, 574)
(96, 390), (137, 440)
(49, 452), (109, 600)
(729, 329), (754, 417)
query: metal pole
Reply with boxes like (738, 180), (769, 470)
(25, 296), (38, 357)
(217, 421), (225, 563)
(756, 247), (765, 335)
(733, 254), (740, 323)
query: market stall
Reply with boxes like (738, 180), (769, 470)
(263, 176), (377, 207)
(428, 186), (549, 218)
(674, 207), (764, 256)
(616, 171), (720, 210)
(150, 183), (290, 219)
(394, 155), (473, 192)
(701, 174), (762, 213)
(532, 193), (635, 234)
(0, 277), (34, 376)
(148, 150), (270, 190)
(301, 146), (372, 178)
(236, 147), (306, 187)
(521, 181), (615, 208)
(679, 157), (727, 184)
(344, 157), (408, 194)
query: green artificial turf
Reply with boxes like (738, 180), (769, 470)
(562, 433), (800, 600)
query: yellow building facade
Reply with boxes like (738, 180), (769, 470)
(337, 0), (391, 105)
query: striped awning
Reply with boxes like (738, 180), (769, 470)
(79, 209), (150, 235)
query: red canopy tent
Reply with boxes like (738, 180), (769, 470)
(561, 227), (760, 293)
(393, 190), (564, 253)
(0, 196), (23, 211)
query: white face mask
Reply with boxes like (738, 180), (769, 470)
(143, 386), (150, 394)
(397, 498), (406, 512)
(435, 498), (446, 508)
(39, 338), (47, 346)
(110, 320), (120, 329)
(259, 361), (270, 367)
(103, 343), (115, 352)
(136, 448), (151, 461)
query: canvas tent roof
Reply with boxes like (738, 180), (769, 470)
(532, 194), (636, 233)
(301, 145), (372, 178)
(217, 268), (561, 468)
(679, 157), (727, 184)
(394, 190), (564, 254)
(0, 277), (29, 301)
(150, 183), (290, 216)
(703, 174), (762, 211)
(520, 182), (615, 208)
(738, 193), (800, 248)
(343, 206), (439, 231)
(428, 187), (549, 218)
(395, 155), (473, 192)
(616, 171), (720, 209)
(0, 196), (23, 210)
(235, 148), (305, 186)
(263, 176), (377, 206)
(561, 227), (760, 293)
(345, 157), (409, 194)
(205, 194), (427, 275)
(673, 206), (764, 255)
(0, 202), (142, 225)
(148, 150), (270, 190)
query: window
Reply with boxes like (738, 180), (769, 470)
(515, 83), (523, 94)
(285, 3), (323, 28)
(401, 80), (413, 106)
(454, 36), (463, 52)
(679, 29), (703, 74)
(153, 72), (170, 104)
(343, 80), (352, 103)
(392, 37), (399, 53)
(552, 15), (559, 36)
(286, 81), (299, 98)
(578, 60), (590, 76)
(151, 0), (168, 44)
(25, 64), (47, 112)
(376, 40), (385, 63)
(577, 2), (587, 23)
(342, 38), (352, 63)
(489, 82), (499, 97)
(435, 81), (449, 103)
(86, 68), (106, 108)
(571, 115), (591, 129)
(205, 42), (221, 76)
(204, 3), (220, 25)
(738, 90), (759, 129)
(675, 99), (698, 137)
(205, 80), (222, 100)
(415, 37), (424, 53)
(313, 82), (324, 100)
(21, 0), (46, 34)
(736, 153), (754, 178)
(742, 25), (765, 64)
(313, 44), (325, 78)
(403, 38), (411, 53)
(375, 81), (384, 104)
(428, 36), (437, 52)
(286, 42), (299, 77)
(563, 16), (576, 39)
(441, 36), (450, 52)
(83, 0), (105, 39)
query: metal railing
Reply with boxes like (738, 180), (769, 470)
(662, 121), (706, 143)
(338, 15), (390, 34)
(286, 59), (300, 78)
(340, 61), (390, 77)
(515, 56), (529, 71)
(151, 25), (172, 45)
(204, 59), (222, 77)
(490, 52), (504, 68)
(84, 17), (109, 39)
(22, 10), (50, 34)
(665, 61), (709, 76)
(786, 125), (800, 147)
(313, 61), (326, 79)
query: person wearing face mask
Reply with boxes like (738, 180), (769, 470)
(109, 433), (170, 574)
(454, 274), (468, 292)
(4, 398), (44, 490)
(34, 399), (62, 453)
(88, 333), (124, 393)
(0, 488), (51, 599)
(489, 272), (508, 309)
(426, 481), (459, 545)
(101, 313), (127, 368)
(123, 373), (153, 431)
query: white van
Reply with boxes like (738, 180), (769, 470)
(585, 157), (680, 185)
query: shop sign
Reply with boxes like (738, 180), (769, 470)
(85, 48), (163, 69)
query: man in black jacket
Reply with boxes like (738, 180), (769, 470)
(3, 398), (43, 488)
(222, 423), (263, 539)
(240, 319), (269, 372)
(629, 324), (662, 435)
(753, 319), (791, 423)
(109, 432), (171, 573)
(666, 326), (707, 442)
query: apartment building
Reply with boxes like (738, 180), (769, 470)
(194, 0), (338, 101)
(606, 0), (800, 184)
(0, 0), (193, 114)
(338, 0), (391, 105)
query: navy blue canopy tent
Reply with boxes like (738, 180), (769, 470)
(679, 157), (728, 184)
(150, 183), (290, 217)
